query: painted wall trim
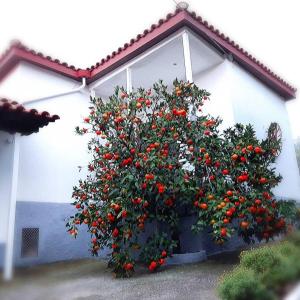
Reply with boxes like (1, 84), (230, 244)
(22, 78), (87, 105)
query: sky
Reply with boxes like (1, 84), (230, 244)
(0, 0), (299, 139)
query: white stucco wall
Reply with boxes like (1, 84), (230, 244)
(0, 46), (299, 208)
(0, 62), (80, 102)
(194, 59), (300, 202)
(0, 63), (91, 204)
(17, 92), (90, 203)
(228, 62), (300, 201)
(194, 61), (235, 130)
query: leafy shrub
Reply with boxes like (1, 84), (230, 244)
(286, 230), (300, 247)
(277, 200), (299, 225)
(240, 243), (299, 287)
(139, 233), (177, 271)
(262, 256), (297, 290)
(219, 237), (300, 300)
(240, 242), (300, 287)
(218, 267), (275, 300)
(275, 242), (300, 278)
(240, 246), (281, 274)
(67, 80), (286, 277)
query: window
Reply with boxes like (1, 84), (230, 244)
(21, 228), (39, 258)
(267, 122), (282, 157)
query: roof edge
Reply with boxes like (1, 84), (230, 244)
(0, 9), (296, 100)
(0, 97), (60, 135)
(0, 41), (90, 82)
(182, 11), (296, 100)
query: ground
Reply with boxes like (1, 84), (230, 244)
(0, 253), (238, 300)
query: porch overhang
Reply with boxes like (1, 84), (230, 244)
(0, 98), (59, 135)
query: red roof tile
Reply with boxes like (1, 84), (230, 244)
(0, 98), (59, 135)
(0, 8), (296, 100)
(88, 8), (296, 99)
(0, 41), (90, 82)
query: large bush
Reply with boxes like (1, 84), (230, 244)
(67, 80), (286, 277)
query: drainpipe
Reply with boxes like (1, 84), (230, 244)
(22, 77), (87, 105)
(3, 133), (20, 281)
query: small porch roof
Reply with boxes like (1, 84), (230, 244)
(0, 98), (59, 135)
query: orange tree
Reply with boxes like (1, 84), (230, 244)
(67, 80), (286, 277)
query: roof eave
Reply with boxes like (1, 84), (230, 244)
(87, 10), (296, 100)
(182, 12), (296, 100)
(0, 98), (60, 135)
(88, 11), (188, 84)
(0, 45), (89, 83)
(0, 10), (296, 100)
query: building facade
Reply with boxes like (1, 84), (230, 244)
(0, 8), (299, 278)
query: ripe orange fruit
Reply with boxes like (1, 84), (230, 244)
(176, 90), (182, 96)
(226, 190), (233, 197)
(220, 228), (227, 237)
(200, 203), (208, 210)
(239, 196), (246, 203)
(231, 154), (238, 160)
(204, 153), (210, 159)
(240, 221), (249, 229)
(259, 177), (268, 184)
(254, 146), (263, 154)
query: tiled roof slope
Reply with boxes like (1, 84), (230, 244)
(0, 41), (90, 82)
(0, 98), (59, 135)
(0, 8), (296, 99)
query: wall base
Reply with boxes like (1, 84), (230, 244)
(11, 201), (250, 268)
(13, 201), (109, 267)
(167, 251), (207, 265)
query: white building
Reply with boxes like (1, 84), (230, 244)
(0, 7), (299, 279)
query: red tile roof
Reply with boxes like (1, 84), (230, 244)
(0, 41), (90, 82)
(0, 8), (296, 100)
(0, 98), (59, 135)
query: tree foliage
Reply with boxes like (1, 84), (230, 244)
(67, 80), (286, 277)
